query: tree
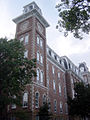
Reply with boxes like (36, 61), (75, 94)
(68, 82), (90, 120)
(0, 38), (36, 119)
(56, 0), (90, 39)
(38, 103), (52, 120)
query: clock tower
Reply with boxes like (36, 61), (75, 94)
(13, 1), (49, 115)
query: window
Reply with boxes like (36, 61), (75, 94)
(53, 80), (56, 92)
(64, 87), (67, 98)
(49, 50), (51, 56)
(47, 78), (49, 88)
(65, 103), (68, 114)
(40, 71), (43, 83)
(23, 92), (28, 107)
(72, 88), (74, 98)
(35, 115), (39, 120)
(37, 36), (40, 45)
(71, 78), (74, 84)
(43, 95), (46, 105)
(11, 104), (16, 109)
(24, 50), (28, 58)
(37, 69), (40, 81)
(58, 72), (60, 78)
(11, 95), (16, 109)
(35, 92), (39, 108)
(40, 39), (43, 48)
(52, 66), (55, 74)
(40, 55), (43, 64)
(19, 36), (24, 42)
(25, 34), (29, 44)
(54, 100), (57, 112)
(60, 102), (63, 113)
(54, 55), (57, 60)
(37, 52), (39, 62)
(59, 84), (62, 96)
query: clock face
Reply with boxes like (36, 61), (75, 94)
(20, 21), (29, 31)
(37, 22), (44, 34)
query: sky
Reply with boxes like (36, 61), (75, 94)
(0, 0), (90, 70)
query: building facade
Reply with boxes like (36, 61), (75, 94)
(13, 2), (90, 120)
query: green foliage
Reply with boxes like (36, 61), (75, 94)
(38, 103), (52, 120)
(0, 38), (36, 117)
(68, 82), (90, 118)
(56, 0), (90, 39)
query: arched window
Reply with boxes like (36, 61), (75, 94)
(35, 92), (39, 108)
(40, 71), (43, 83)
(43, 94), (46, 105)
(37, 69), (40, 81)
(23, 92), (28, 107)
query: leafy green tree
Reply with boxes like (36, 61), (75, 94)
(56, 0), (90, 39)
(38, 103), (52, 120)
(0, 38), (36, 119)
(68, 82), (90, 120)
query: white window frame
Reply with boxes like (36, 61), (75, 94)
(19, 36), (24, 42)
(40, 71), (43, 83)
(23, 92), (28, 108)
(60, 102), (63, 113)
(59, 84), (62, 96)
(24, 50), (28, 58)
(25, 34), (29, 44)
(58, 72), (60, 78)
(40, 39), (43, 48)
(37, 69), (40, 82)
(40, 55), (43, 64)
(37, 35), (40, 45)
(52, 66), (55, 74)
(53, 80), (56, 92)
(37, 52), (39, 62)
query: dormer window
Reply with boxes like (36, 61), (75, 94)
(29, 5), (33, 10)
(54, 55), (57, 60)
(49, 50), (51, 56)
(59, 60), (61, 64)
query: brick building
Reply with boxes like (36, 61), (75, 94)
(13, 2), (90, 120)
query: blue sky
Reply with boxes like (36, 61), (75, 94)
(0, 0), (90, 70)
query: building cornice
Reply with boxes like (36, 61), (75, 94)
(13, 9), (49, 28)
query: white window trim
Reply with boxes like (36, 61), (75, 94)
(24, 34), (29, 44)
(37, 68), (40, 82)
(22, 92), (28, 108)
(60, 102), (63, 113)
(40, 70), (43, 83)
(37, 51), (40, 62)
